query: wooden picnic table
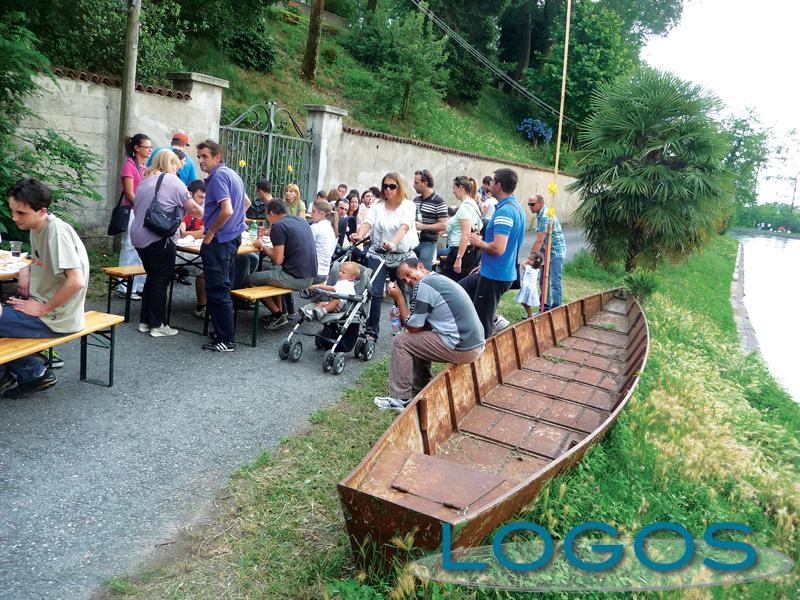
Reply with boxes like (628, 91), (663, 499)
(0, 254), (31, 281)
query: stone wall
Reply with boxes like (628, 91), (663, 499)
(19, 71), (229, 241)
(305, 105), (581, 225)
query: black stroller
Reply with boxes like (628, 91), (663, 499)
(277, 245), (385, 375)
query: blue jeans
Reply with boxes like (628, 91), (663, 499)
(414, 241), (437, 270)
(201, 236), (240, 343)
(542, 254), (564, 310)
(366, 255), (402, 339)
(0, 305), (59, 383)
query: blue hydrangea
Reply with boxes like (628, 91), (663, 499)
(516, 117), (553, 145)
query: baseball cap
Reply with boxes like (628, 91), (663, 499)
(171, 130), (189, 145)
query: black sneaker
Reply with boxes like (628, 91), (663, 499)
(264, 313), (289, 330)
(202, 340), (236, 352)
(4, 369), (57, 399)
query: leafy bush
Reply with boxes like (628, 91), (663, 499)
(0, 13), (99, 238)
(324, 0), (357, 21)
(623, 270), (659, 302)
(223, 27), (277, 73)
(2, 0), (185, 84)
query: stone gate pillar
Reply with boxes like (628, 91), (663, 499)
(305, 104), (348, 201)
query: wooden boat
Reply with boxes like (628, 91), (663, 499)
(338, 289), (649, 559)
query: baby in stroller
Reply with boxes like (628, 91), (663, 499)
(300, 261), (360, 321)
(278, 249), (384, 374)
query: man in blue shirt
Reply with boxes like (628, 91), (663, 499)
(147, 130), (198, 185)
(197, 139), (246, 352)
(460, 168), (526, 338)
(526, 193), (566, 311)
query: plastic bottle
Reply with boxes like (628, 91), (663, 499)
(390, 305), (401, 336)
(249, 219), (257, 237)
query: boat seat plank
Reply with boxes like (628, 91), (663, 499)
(555, 337), (628, 362)
(503, 371), (616, 411)
(458, 403), (588, 460)
(391, 453), (506, 511)
(482, 385), (607, 434)
(572, 326), (628, 348)
(437, 434), (548, 482)
(521, 357), (621, 391)
(587, 311), (630, 333)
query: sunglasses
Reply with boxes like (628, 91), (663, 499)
(382, 182), (399, 190)
(528, 202), (540, 208)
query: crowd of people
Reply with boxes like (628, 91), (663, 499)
(0, 129), (567, 403)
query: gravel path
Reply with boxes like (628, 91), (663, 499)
(0, 227), (585, 600)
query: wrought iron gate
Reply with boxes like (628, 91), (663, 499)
(219, 103), (313, 208)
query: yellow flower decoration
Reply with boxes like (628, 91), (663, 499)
(239, 159), (247, 168)
(547, 182), (558, 195)
(287, 164), (294, 173)
(546, 207), (556, 218)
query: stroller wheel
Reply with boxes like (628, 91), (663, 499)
(362, 339), (376, 362)
(322, 350), (334, 373)
(278, 340), (291, 360)
(353, 338), (365, 359)
(332, 352), (346, 375)
(289, 340), (303, 362)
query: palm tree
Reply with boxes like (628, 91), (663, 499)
(568, 67), (733, 271)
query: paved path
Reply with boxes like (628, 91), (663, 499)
(0, 226), (585, 600)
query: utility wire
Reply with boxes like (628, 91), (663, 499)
(408, 0), (579, 127)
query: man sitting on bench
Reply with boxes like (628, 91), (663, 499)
(248, 199), (317, 330)
(0, 178), (89, 398)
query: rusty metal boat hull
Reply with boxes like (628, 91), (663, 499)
(338, 289), (649, 558)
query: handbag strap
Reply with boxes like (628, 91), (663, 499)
(152, 173), (166, 203)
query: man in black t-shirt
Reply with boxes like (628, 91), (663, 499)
(412, 169), (448, 269)
(248, 199), (317, 330)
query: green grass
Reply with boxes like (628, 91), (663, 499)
(106, 235), (800, 599)
(177, 8), (563, 172)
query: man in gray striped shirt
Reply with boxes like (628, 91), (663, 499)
(374, 258), (485, 411)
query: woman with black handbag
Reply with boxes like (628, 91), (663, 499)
(129, 150), (204, 337)
(116, 133), (152, 299)
(440, 176), (483, 282)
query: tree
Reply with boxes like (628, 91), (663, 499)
(1, 0), (185, 84)
(532, 0), (639, 134)
(421, 0), (511, 102)
(0, 13), (100, 237)
(721, 111), (772, 210)
(569, 67), (732, 272)
(301, 0), (325, 84)
(376, 5), (449, 119)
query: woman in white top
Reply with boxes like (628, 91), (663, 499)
(351, 172), (418, 339)
(441, 176), (484, 282)
(309, 199), (338, 283)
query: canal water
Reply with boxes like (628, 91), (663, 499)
(735, 233), (800, 402)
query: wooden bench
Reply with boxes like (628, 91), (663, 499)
(0, 310), (124, 387)
(231, 285), (294, 347)
(103, 265), (146, 322)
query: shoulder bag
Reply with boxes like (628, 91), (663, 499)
(144, 174), (182, 237)
(107, 191), (131, 236)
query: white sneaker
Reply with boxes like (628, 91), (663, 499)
(131, 293), (142, 301)
(301, 305), (315, 321)
(137, 323), (151, 333)
(373, 396), (410, 412)
(313, 307), (327, 320)
(150, 324), (178, 337)
(492, 314), (510, 335)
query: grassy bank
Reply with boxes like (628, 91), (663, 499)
(178, 8), (564, 171)
(105, 235), (799, 599)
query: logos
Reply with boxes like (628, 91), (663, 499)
(408, 521), (794, 593)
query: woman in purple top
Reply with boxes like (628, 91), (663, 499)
(130, 149), (204, 338)
(118, 133), (152, 298)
